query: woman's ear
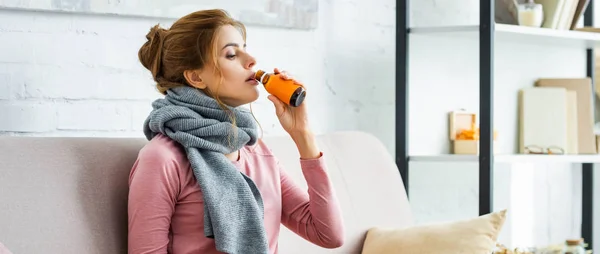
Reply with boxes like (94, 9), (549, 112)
(183, 69), (207, 89)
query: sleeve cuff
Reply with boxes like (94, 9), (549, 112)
(299, 152), (326, 170)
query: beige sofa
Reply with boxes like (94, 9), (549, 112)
(0, 131), (413, 253)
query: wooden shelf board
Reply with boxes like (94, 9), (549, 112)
(409, 23), (600, 48)
(409, 154), (600, 163)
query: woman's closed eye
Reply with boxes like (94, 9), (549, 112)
(226, 53), (236, 59)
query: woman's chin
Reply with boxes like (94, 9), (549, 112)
(246, 93), (260, 105)
(248, 88), (260, 101)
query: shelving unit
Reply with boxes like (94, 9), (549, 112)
(396, 0), (596, 250)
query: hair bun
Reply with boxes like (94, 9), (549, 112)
(138, 24), (167, 78)
(147, 24), (166, 42)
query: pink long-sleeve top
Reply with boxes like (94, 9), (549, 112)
(128, 134), (345, 254)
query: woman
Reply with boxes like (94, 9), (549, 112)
(128, 9), (345, 254)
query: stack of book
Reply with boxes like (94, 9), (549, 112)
(518, 78), (597, 155)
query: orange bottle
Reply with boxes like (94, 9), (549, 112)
(255, 70), (306, 107)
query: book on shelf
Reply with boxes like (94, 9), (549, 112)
(496, 0), (589, 30)
(518, 78), (597, 155)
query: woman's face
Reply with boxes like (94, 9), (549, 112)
(197, 25), (259, 107)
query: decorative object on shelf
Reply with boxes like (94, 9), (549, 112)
(496, 0), (522, 25)
(524, 145), (565, 154)
(517, 0), (544, 27)
(497, 0), (590, 30)
(535, 78), (596, 154)
(492, 243), (537, 254)
(449, 110), (498, 155)
(492, 239), (592, 254)
(562, 238), (587, 254)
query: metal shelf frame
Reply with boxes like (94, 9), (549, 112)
(395, 0), (595, 249)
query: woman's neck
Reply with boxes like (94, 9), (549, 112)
(225, 150), (240, 162)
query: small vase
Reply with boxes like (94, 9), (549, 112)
(517, 0), (544, 27)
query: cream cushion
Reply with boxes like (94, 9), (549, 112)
(361, 209), (507, 254)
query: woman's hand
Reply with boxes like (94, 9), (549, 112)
(267, 68), (321, 159)
(267, 68), (310, 135)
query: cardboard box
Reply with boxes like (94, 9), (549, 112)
(454, 140), (479, 155)
(449, 111), (497, 155)
(449, 111), (477, 141)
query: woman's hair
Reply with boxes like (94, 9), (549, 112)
(138, 9), (263, 144)
(138, 9), (246, 102)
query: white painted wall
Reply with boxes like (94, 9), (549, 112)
(0, 0), (597, 250)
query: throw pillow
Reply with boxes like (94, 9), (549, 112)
(0, 242), (13, 254)
(361, 209), (507, 254)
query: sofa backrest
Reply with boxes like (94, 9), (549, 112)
(0, 131), (413, 254)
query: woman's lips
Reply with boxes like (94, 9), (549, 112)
(246, 72), (259, 85)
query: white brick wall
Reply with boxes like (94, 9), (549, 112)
(0, 102), (56, 132)
(0, 8), (164, 137)
(1, 0), (597, 249)
(0, 0), (396, 141)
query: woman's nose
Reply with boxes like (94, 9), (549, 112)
(245, 55), (256, 69)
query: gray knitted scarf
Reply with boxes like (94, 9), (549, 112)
(143, 86), (268, 254)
